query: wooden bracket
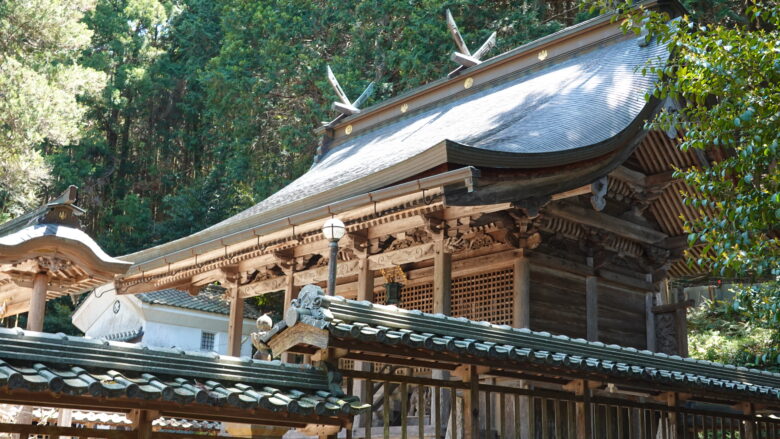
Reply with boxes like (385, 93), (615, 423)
(268, 323), (330, 357)
(311, 347), (349, 362)
(452, 364), (489, 380)
(563, 379), (601, 393)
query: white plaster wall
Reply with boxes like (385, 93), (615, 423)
(141, 320), (253, 356)
(73, 287), (256, 357)
(72, 284), (144, 338)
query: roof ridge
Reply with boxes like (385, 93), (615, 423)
(314, 293), (780, 383)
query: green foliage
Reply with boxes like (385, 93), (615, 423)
(587, 0), (780, 280)
(0, 0), (103, 220)
(8, 296), (82, 335)
(254, 290), (284, 323)
(38, 0), (572, 256)
(689, 281), (780, 370)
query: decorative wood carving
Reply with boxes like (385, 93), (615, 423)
(654, 312), (678, 355)
(369, 242), (436, 271)
(387, 228), (431, 251)
(294, 259), (360, 286)
(590, 176), (608, 211)
(467, 232), (495, 251)
(35, 257), (71, 273)
(239, 276), (288, 298)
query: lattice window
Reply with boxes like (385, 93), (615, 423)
(200, 331), (215, 352)
(373, 282), (434, 314)
(451, 268), (514, 325)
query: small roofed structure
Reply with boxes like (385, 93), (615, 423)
(268, 285), (780, 438)
(0, 327), (367, 438)
(0, 186), (131, 330)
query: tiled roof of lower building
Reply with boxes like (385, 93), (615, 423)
(0, 327), (366, 420)
(25, 408), (220, 431)
(276, 285), (780, 404)
(101, 326), (143, 342)
(137, 288), (261, 319)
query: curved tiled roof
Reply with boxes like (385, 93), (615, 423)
(278, 286), (780, 403)
(0, 224), (131, 274)
(0, 327), (366, 417)
(137, 288), (261, 319)
(121, 24), (669, 272)
(211, 34), (666, 231)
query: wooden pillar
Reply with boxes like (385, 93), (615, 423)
(27, 272), (48, 331)
(283, 271), (298, 313)
(226, 284), (244, 357)
(463, 365), (480, 439)
(665, 392), (680, 439)
(645, 292), (656, 351)
(356, 256), (374, 302)
(57, 408), (72, 439)
(353, 257), (373, 430)
(574, 380), (591, 439)
(585, 275), (598, 342)
(130, 410), (155, 439)
(675, 305), (689, 357)
(16, 271), (48, 437)
(742, 402), (757, 439)
(513, 250), (530, 328)
(432, 240), (452, 431)
(433, 239), (452, 315)
(512, 251), (532, 438)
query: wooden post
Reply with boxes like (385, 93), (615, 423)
(226, 284), (244, 357)
(586, 275), (598, 342)
(665, 392), (679, 439)
(357, 256), (374, 302)
(353, 256), (374, 431)
(742, 402), (757, 439)
(574, 380), (591, 439)
(129, 410), (155, 439)
(16, 271), (48, 437)
(463, 365), (480, 439)
(57, 408), (72, 439)
(433, 239), (452, 315)
(432, 240), (452, 433)
(675, 305), (689, 357)
(513, 250), (530, 328)
(27, 272), (48, 331)
(645, 292), (656, 351)
(283, 270), (298, 313)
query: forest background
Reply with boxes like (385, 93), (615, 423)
(1, 0), (777, 369)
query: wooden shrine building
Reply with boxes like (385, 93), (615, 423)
(116, 0), (698, 357)
(4, 0), (763, 437)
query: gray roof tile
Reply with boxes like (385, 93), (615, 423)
(137, 289), (261, 319)
(279, 286), (780, 402)
(211, 34), (666, 231)
(0, 327), (367, 416)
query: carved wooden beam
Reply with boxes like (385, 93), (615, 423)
(294, 259), (360, 286)
(546, 203), (667, 244)
(238, 276), (288, 298)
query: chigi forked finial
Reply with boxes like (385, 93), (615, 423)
(326, 65), (375, 118)
(445, 9), (497, 77)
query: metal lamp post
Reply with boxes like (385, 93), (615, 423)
(321, 218), (346, 296)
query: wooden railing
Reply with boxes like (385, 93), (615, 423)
(342, 371), (780, 439)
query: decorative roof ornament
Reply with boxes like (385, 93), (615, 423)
(445, 9), (497, 78)
(325, 65), (376, 119)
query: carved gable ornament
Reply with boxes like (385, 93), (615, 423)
(285, 284), (333, 329)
